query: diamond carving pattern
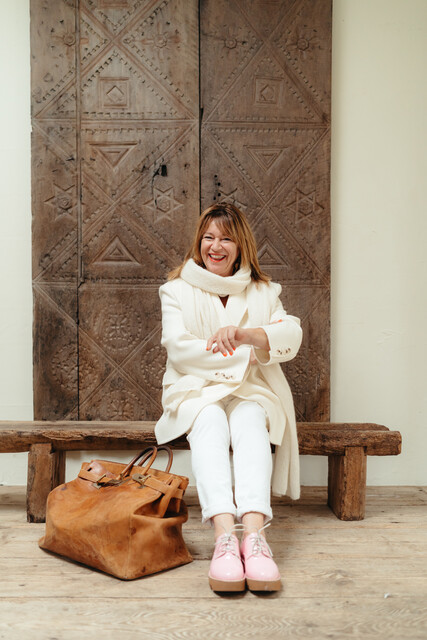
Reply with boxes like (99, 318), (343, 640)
(32, 0), (199, 420)
(81, 48), (184, 119)
(201, 0), (331, 420)
(235, 0), (293, 41)
(31, 0), (76, 118)
(122, 0), (198, 112)
(83, 210), (173, 283)
(82, 124), (187, 199)
(32, 0), (330, 422)
(209, 125), (324, 201)
(80, 17), (109, 68)
(272, 0), (332, 112)
(201, 0), (262, 121)
(81, 0), (148, 36)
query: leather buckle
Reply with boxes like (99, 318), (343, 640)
(93, 473), (107, 489)
(132, 473), (151, 488)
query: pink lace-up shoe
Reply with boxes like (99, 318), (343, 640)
(208, 531), (245, 592)
(241, 530), (282, 591)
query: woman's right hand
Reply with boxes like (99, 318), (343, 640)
(206, 325), (243, 356)
(206, 322), (281, 357)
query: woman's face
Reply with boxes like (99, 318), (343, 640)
(200, 220), (240, 277)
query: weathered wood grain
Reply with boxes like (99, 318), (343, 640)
(31, 0), (200, 422)
(2, 526), (427, 559)
(0, 486), (426, 640)
(201, 0), (332, 422)
(1, 560), (427, 600)
(4, 484), (425, 510)
(32, 0), (333, 429)
(0, 420), (402, 522)
(0, 421), (402, 455)
(328, 447), (367, 520)
(26, 444), (65, 523)
(0, 597), (425, 640)
(31, 0), (79, 420)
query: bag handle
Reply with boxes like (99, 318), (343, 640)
(121, 445), (173, 478)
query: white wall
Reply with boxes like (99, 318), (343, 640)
(330, 0), (427, 486)
(1, 0), (426, 486)
(0, 0), (34, 484)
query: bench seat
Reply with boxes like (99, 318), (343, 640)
(0, 421), (401, 523)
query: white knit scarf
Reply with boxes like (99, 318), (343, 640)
(180, 259), (267, 339)
(181, 259), (251, 296)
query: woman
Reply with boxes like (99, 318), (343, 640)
(155, 203), (302, 592)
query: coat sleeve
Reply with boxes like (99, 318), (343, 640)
(253, 284), (303, 366)
(160, 282), (251, 384)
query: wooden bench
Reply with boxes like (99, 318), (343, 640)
(0, 421), (401, 523)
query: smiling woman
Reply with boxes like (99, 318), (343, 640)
(200, 221), (239, 278)
(154, 203), (303, 592)
(168, 203), (270, 283)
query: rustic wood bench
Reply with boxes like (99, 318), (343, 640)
(0, 421), (401, 523)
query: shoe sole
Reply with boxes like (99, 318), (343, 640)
(208, 576), (246, 592)
(246, 578), (282, 592)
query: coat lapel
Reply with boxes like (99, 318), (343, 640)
(225, 291), (248, 327)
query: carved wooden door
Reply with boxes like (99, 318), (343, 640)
(32, 0), (331, 422)
(201, 0), (331, 421)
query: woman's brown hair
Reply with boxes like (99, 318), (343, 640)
(168, 203), (270, 283)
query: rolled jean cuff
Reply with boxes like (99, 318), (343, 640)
(236, 504), (273, 525)
(201, 503), (237, 525)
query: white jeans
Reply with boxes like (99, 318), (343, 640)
(187, 399), (273, 524)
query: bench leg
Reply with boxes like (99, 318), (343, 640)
(26, 444), (65, 523)
(327, 447), (367, 521)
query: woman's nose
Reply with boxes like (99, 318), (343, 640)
(211, 237), (222, 250)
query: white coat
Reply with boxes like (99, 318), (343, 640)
(155, 276), (303, 499)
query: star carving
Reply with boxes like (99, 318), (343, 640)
(286, 188), (324, 226)
(143, 187), (183, 223)
(45, 184), (76, 219)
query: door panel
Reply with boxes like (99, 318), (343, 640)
(31, 0), (199, 420)
(201, 0), (331, 420)
(78, 1), (199, 420)
(31, 0), (79, 419)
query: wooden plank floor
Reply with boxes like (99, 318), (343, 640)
(0, 486), (426, 640)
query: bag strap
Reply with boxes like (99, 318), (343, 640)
(78, 446), (176, 490)
(78, 466), (184, 499)
(143, 476), (184, 500)
(121, 445), (173, 478)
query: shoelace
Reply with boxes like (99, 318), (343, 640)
(215, 524), (246, 558)
(245, 522), (274, 559)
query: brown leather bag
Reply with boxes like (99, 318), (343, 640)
(39, 446), (193, 579)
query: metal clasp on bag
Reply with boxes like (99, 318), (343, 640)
(132, 473), (151, 488)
